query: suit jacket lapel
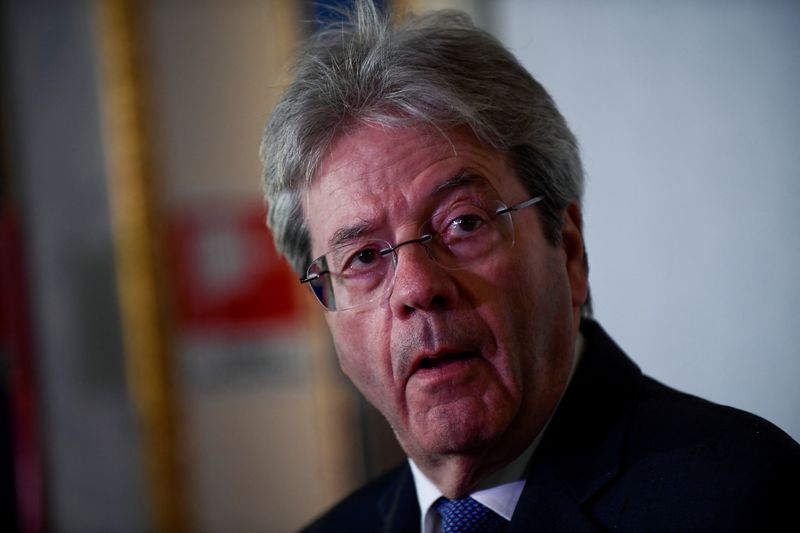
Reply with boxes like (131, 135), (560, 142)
(508, 460), (600, 531)
(377, 462), (420, 533)
(510, 319), (643, 530)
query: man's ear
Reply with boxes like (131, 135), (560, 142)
(561, 203), (589, 310)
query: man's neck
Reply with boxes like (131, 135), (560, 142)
(411, 438), (535, 498)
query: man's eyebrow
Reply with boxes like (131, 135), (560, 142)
(328, 221), (373, 250)
(432, 170), (493, 195)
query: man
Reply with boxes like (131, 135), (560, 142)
(260, 3), (799, 531)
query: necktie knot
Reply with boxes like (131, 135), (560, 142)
(434, 496), (506, 533)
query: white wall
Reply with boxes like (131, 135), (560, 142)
(496, 0), (799, 441)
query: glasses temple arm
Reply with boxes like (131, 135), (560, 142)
(300, 270), (328, 284)
(496, 195), (544, 216)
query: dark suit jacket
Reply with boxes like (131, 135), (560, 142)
(304, 319), (800, 532)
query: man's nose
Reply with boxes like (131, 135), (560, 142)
(388, 240), (457, 315)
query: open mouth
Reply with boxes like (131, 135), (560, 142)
(418, 351), (477, 370)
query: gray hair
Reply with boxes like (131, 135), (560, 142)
(260, 1), (591, 315)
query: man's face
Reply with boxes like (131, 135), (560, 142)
(304, 124), (587, 468)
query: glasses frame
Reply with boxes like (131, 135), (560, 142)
(300, 195), (544, 311)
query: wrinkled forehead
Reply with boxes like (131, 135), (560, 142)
(311, 124), (457, 194)
(303, 124), (521, 255)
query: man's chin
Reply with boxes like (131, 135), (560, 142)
(401, 410), (499, 460)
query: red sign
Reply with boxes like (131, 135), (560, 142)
(168, 202), (300, 331)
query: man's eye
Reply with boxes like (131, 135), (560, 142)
(345, 247), (382, 270)
(355, 248), (378, 264)
(450, 214), (484, 234)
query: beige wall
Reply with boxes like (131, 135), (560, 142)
(145, 2), (362, 530)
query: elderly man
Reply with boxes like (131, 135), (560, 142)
(261, 3), (799, 531)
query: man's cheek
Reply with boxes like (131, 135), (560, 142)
(336, 341), (376, 392)
(334, 340), (361, 383)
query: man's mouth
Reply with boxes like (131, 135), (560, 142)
(417, 351), (478, 370)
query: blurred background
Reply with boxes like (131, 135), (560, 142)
(0, 0), (797, 531)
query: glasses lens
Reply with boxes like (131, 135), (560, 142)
(424, 201), (514, 269)
(305, 258), (336, 310)
(307, 240), (394, 311)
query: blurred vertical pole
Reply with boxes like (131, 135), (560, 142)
(0, 131), (43, 533)
(0, 6), (43, 528)
(93, 1), (186, 532)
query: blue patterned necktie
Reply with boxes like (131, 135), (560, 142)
(434, 496), (507, 533)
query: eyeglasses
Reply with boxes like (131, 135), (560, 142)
(300, 196), (543, 311)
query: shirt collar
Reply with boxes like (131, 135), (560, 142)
(409, 434), (537, 532)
